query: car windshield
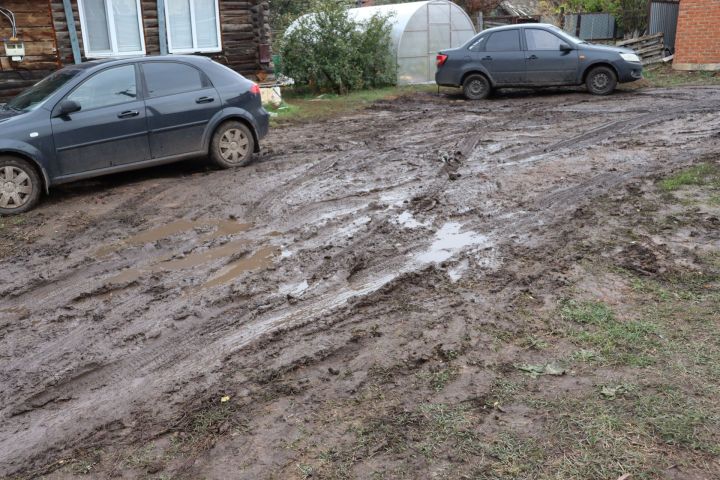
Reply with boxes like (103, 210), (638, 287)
(4, 69), (82, 112)
(546, 25), (586, 44)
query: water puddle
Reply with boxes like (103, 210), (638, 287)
(0, 305), (30, 318)
(279, 280), (309, 297)
(159, 239), (248, 270)
(203, 246), (279, 289)
(333, 215), (371, 239)
(101, 218), (281, 288)
(392, 211), (429, 229)
(95, 219), (251, 257)
(415, 223), (488, 264)
(447, 259), (469, 282)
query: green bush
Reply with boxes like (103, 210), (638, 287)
(280, 0), (396, 94)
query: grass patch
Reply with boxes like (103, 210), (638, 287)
(560, 299), (615, 324)
(659, 163), (720, 191)
(417, 365), (460, 392)
(640, 64), (720, 88)
(267, 84), (437, 124)
(559, 299), (661, 367)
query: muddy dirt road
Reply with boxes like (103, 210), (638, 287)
(1, 86), (720, 479)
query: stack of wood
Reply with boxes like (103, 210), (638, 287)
(616, 32), (666, 66)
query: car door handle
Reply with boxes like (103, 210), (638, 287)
(117, 110), (139, 119)
(527, 55), (538, 60)
(482, 56), (492, 61)
(196, 96), (215, 104)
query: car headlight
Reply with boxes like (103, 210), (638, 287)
(620, 53), (640, 63)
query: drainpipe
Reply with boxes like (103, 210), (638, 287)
(62, 0), (81, 64)
(157, 0), (168, 55)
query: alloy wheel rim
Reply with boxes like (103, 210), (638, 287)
(593, 73), (609, 90)
(219, 129), (249, 163)
(470, 80), (486, 96)
(0, 166), (32, 209)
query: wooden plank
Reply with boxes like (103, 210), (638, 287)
(616, 32), (663, 47)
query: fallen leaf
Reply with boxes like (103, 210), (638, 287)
(516, 363), (567, 378)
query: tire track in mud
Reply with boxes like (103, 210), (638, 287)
(495, 100), (720, 167)
(3, 87), (720, 477)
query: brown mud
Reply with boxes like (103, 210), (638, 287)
(1, 86), (719, 479)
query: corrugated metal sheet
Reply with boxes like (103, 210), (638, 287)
(649, 1), (679, 53)
(563, 13), (616, 40)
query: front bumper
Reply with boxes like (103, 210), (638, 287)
(615, 61), (643, 83)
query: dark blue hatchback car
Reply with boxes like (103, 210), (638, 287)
(0, 55), (269, 214)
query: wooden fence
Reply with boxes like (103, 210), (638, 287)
(616, 32), (666, 65)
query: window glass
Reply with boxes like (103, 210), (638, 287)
(468, 35), (486, 52)
(167, 0), (193, 50)
(67, 65), (137, 110)
(79, 0), (145, 56)
(485, 30), (521, 52)
(143, 62), (204, 97)
(112, 0), (143, 52)
(165, 0), (221, 53)
(195, 0), (219, 49)
(83, 0), (111, 53)
(7, 70), (82, 112)
(525, 29), (566, 50)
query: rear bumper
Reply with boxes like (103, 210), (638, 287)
(435, 67), (460, 87)
(255, 107), (270, 139)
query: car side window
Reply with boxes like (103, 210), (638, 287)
(485, 30), (521, 52)
(142, 62), (207, 98)
(66, 65), (137, 111)
(525, 29), (567, 50)
(468, 35), (487, 52)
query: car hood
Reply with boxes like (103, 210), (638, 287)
(0, 107), (24, 124)
(579, 42), (635, 55)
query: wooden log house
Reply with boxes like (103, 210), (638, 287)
(0, 0), (271, 101)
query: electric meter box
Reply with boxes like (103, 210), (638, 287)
(4, 41), (25, 61)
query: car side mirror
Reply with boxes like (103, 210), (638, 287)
(560, 43), (573, 52)
(56, 100), (81, 117)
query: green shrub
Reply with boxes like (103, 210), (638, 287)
(280, 0), (396, 94)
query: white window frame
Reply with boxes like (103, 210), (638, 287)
(77, 0), (147, 58)
(164, 0), (222, 54)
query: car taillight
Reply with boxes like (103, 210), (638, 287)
(250, 83), (260, 95)
(436, 54), (448, 67)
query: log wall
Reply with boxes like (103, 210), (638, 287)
(0, 0), (59, 100)
(1, 0), (271, 101)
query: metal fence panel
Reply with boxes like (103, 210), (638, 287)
(649, 1), (679, 53)
(564, 13), (617, 40)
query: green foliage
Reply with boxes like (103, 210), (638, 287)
(280, 0), (397, 94)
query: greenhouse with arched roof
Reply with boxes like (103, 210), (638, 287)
(288, 1), (476, 84)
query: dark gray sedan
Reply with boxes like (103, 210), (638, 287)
(436, 24), (643, 100)
(0, 55), (269, 214)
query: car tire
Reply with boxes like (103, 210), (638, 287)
(463, 74), (491, 100)
(586, 66), (617, 95)
(209, 121), (255, 169)
(0, 156), (42, 215)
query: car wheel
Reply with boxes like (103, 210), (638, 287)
(463, 74), (491, 100)
(586, 66), (617, 95)
(0, 156), (41, 215)
(209, 121), (255, 168)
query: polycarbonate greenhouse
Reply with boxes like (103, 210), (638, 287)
(289, 1), (476, 85)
